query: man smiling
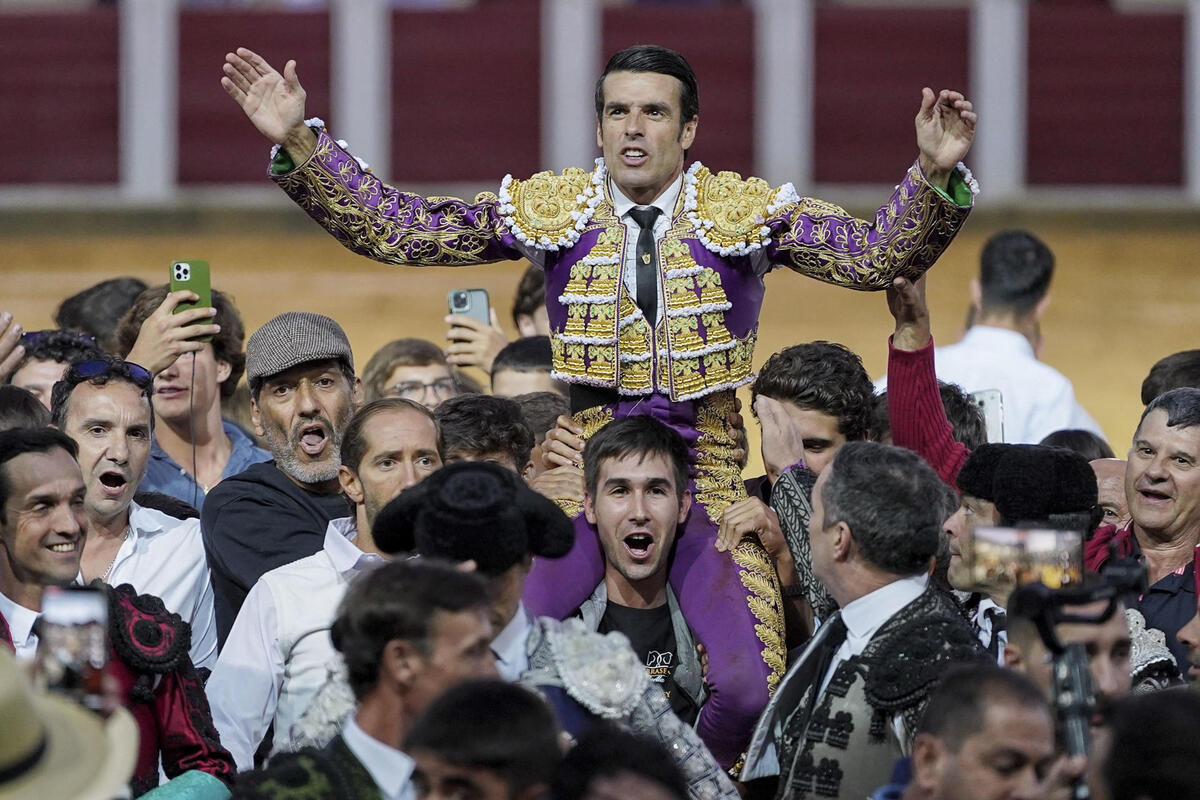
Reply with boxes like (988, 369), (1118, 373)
(201, 311), (363, 645)
(51, 355), (218, 671)
(1087, 388), (1200, 669)
(0, 426), (236, 794)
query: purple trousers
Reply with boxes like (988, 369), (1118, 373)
(523, 391), (786, 769)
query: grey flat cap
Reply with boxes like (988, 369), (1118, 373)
(246, 311), (354, 382)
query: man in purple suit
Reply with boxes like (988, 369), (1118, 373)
(222, 42), (977, 767)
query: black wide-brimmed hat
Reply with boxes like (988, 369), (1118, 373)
(373, 461), (575, 576)
(959, 443), (1097, 526)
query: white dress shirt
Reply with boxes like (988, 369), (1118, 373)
(341, 715), (416, 800)
(92, 502), (218, 671)
(877, 325), (1103, 444)
(491, 603), (533, 682)
(0, 591), (40, 660)
(819, 574), (928, 743)
(206, 518), (383, 771)
(610, 175), (682, 326)
(820, 573), (929, 695)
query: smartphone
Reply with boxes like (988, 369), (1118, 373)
(964, 527), (1084, 593)
(970, 388), (1005, 443)
(35, 586), (109, 713)
(169, 259), (213, 343)
(447, 288), (491, 328)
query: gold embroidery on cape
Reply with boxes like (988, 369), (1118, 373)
(507, 168), (592, 241)
(731, 541), (787, 693)
(554, 406), (616, 518)
(556, 202), (627, 384)
(691, 393), (746, 517)
(771, 162), (971, 291)
(277, 135), (509, 266)
(692, 394), (786, 692)
(694, 167), (774, 250)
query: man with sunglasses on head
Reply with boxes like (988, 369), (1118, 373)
(7, 328), (102, 410)
(49, 354), (219, 672)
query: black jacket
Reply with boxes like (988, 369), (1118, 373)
(201, 461), (351, 645)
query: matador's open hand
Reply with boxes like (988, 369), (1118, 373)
(915, 88), (976, 190)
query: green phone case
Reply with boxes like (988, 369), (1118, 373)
(169, 260), (213, 343)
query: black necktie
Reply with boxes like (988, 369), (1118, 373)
(627, 206), (662, 324)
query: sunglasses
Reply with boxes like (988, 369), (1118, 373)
(71, 358), (153, 388)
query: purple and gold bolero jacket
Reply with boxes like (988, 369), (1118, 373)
(273, 127), (975, 402)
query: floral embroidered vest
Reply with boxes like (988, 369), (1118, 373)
(498, 160), (795, 402)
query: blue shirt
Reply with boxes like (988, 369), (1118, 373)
(142, 419), (272, 510)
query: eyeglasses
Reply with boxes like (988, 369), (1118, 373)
(19, 330), (98, 348)
(389, 377), (459, 402)
(70, 358), (153, 389)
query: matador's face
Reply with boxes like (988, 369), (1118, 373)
(596, 70), (697, 207)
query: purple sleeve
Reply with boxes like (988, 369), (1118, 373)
(272, 128), (524, 267)
(767, 161), (972, 290)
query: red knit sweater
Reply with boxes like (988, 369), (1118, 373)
(886, 335), (969, 488)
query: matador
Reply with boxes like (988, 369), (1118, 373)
(222, 43), (978, 769)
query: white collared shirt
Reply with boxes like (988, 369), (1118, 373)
(610, 175), (683, 325)
(206, 517), (384, 771)
(0, 591), (40, 660)
(820, 573), (929, 695)
(491, 603), (533, 682)
(86, 502), (218, 671)
(877, 325), (1103, 444)
(341, 715), (416, 800)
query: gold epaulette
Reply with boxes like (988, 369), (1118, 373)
(687, 165), (799, 256)
(497, 167), (597, 250)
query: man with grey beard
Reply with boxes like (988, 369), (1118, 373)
(201, 312), (363, 645)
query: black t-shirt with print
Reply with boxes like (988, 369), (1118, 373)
(598, 602), (700, 726)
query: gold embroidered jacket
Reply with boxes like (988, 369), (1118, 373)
(273, 128), (975, 401)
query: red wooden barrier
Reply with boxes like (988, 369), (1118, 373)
(1027, 5), (1183, 185)
(389, 0), (541, 183)
(0, 8), (118, 184)
(178, 10), (332, 185)
(813, 7), (970, 184)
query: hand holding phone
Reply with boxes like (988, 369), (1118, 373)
(970, 389), (1005, 443)
(447, 289), (491, 328)
(169, 260), (214, 343)
(123, 287), (219, 376)
(445, 288), (508, 372)
(35, 586), (109, 713)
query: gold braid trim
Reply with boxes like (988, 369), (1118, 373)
(731, 539), (788, 693)
(553, 406), (615, 519)
(691, 394), (748, 519)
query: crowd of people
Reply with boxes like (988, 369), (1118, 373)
(3, 43), (1200, 800)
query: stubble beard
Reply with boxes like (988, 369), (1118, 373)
(265, 413), (349, 486)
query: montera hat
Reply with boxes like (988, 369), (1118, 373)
(959, 443), (1098, 527)
(245, 311), (354, 383)
(373, 461), (574, 576)
(0, 648), (139, 800)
